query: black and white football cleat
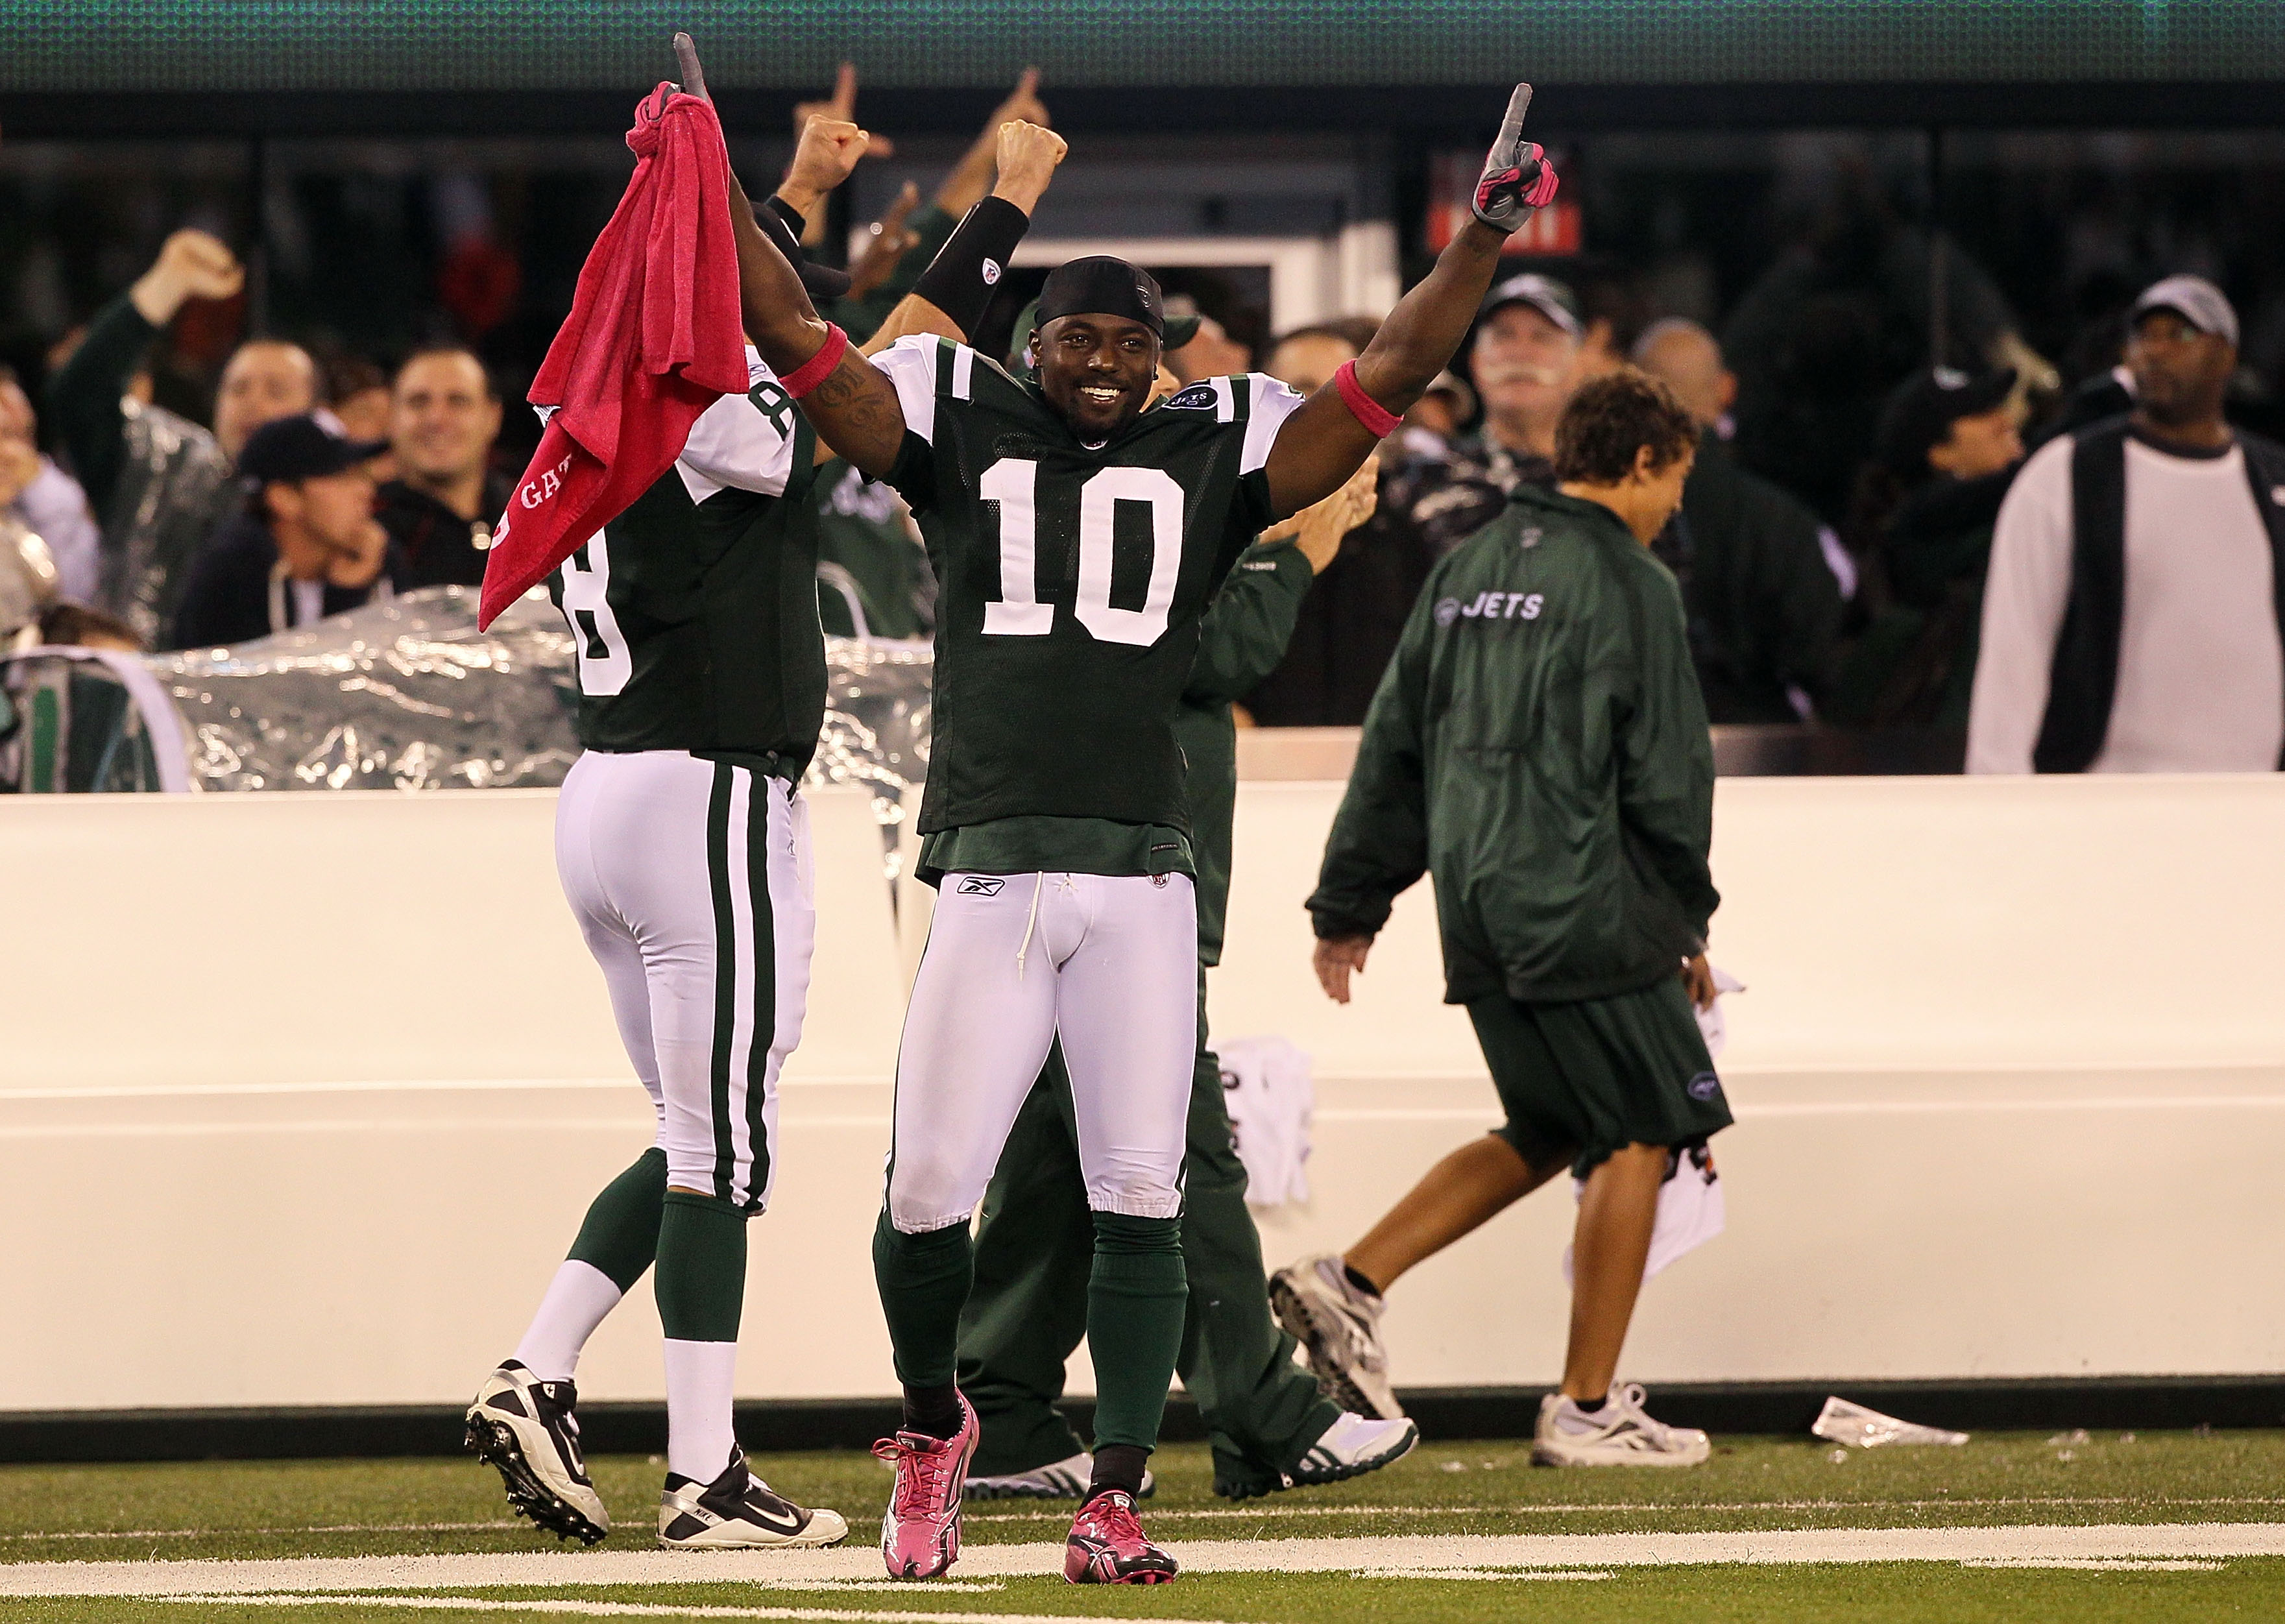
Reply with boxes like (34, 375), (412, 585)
(465, 1360), (611, 1545)
(659, 1447), (851, 1549)
(964, 1450), (1155, 1501)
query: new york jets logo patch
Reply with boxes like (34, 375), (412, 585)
(1164, 383), (1216, 411)
(1434, 597), (1462, 627)
(956, 876), (1007, 896)
(1687, 1071), (1723, 1101)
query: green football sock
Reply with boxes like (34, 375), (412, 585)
(654, 1191), (748, 1343)
(566, 1147), (668, 1293)
(1085, 1212), (1186, 1452)
(872, 1210), (974, 1389)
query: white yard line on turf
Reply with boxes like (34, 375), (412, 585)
(8, 1497), (2272, 1543)
(1963, 1558), (2224, 1571)
(1354, 1568), (1612, 1581)
(3, 1523), (523, 1543)
(5, 1523), (2283, 1595)
(967, 1494), (2285, 1521)
(154, 1601), (1203, 1624)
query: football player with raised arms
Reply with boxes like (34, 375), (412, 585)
(463, 51), (1071, 1551)
(728, 85), (1558, 1584)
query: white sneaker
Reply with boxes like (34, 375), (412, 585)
(1288, 1411), (1419, 1486)
(465, 1360), (610, 1544)
(963, 1450), (1155, 1501)
(659, 1447), (850, 1549)
(1268, 1254), (1403, 1420)
(1531, 1383), (1711, 1468)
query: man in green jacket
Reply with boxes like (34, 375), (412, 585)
(1272, 369), (1730, 1468)
(956, 466), (1421, 1502)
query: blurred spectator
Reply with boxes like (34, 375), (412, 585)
(1457, 274), (1582, 492)
(1571, 261), (1650, 383)
(1969, 276), (2285, 773)
(808, 68), (1050, 345)
(1407, 370), (1475, 446)
(1167, 308), (1251, 384)
(47, 230), (322, 648)
(1721, 167), (2044, 522)
(35, 601), (143, 653)
(0, 365), (102, 605)
(374, 346), (505, 591)
(1634, 319), (1847, 722)
(814, 462), (932, 640)
(0, 511), (58, 649)
(1242, 323), (1447, 726)
(170, 415), (392, 649)
(328, 358), (393, 444)
(1261, 325), (1357, 396)
(1828, 365), (2023, 727)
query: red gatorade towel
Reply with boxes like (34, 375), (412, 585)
(479, 82), (747, 628)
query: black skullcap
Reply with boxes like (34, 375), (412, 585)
(1036, 256), (1165, 337)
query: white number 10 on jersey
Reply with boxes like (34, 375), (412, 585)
(979, 457), (1185, 648)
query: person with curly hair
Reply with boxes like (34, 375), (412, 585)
(1273, 367), (1730, 1468)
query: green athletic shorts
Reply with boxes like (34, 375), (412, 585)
(1466, 975), (1733, 1176)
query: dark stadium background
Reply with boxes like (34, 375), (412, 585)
(5, 1), (2284, 462)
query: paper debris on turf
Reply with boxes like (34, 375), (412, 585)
(1811, 1396), (1969, 1448)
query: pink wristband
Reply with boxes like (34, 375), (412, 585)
(780, 323), (849, 399)
(1333, 359), (1401, 439)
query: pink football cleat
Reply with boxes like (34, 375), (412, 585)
(872, 1394), (978, 1579)
(1063, 1488), (1178, 1585)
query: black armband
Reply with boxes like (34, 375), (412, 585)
(910, 197), (1030, 337)
(759, 193), (851, 301)
(765, 193), (806, 238)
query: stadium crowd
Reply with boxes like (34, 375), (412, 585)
(5, 71), (2281, 776)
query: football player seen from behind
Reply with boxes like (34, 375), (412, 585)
(467, 38), (1069, 1551)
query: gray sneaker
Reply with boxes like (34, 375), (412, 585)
(1268, 1253), (1403, 1419)
(964, 1450), (1155, 1500)
(1288, 1411), (1420, 1486)
(1532, 1383), (1711, 1468)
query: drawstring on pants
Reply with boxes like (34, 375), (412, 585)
(1016, 872), (1045, 978)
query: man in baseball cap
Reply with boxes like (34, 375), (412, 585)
(1970, 268), (2285, 776)
(1458, 272), (1584, 492)
(1479, 271), (1584, 339)
(169, 413), (393, 648)
(2131, 273), (2239, 348)
(1875, 365), (2021, 482)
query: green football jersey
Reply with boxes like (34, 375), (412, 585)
(871, 336), (1307, 836)
(547, 354), (826, 773)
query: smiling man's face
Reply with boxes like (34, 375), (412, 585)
(1035, 313), (1161, 442)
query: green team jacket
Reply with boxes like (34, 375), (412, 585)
(1181, 537), (1316, 967)
(1309, 485), (1719, 1006)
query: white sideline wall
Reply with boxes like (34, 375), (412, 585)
(1, 775), (2281, 1412)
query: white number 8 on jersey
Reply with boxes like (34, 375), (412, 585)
(559, 532), (633, 696)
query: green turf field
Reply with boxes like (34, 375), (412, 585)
(3, 1431), (2282, 1621)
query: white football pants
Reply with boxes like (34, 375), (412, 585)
(555, 749), (814, 1211)
(888, 871), (1197, 1233)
